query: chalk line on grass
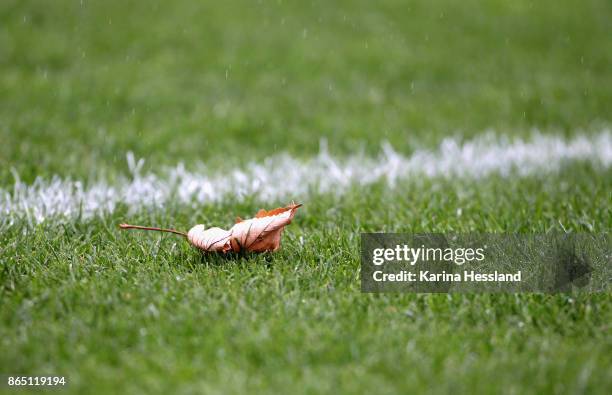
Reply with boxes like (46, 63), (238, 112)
(2, 130), (611, 225)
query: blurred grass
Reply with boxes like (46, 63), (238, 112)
(1, 0), (611, 184)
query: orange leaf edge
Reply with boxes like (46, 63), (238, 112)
(254, 202), (303, 218)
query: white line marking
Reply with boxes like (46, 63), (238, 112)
(2, 130), (611, 225)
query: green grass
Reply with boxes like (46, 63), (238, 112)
(2, 168), (611, 394)
(1, 0), (611, 183)
(1, 0), (611, 394)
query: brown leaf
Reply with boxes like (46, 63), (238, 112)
(119, 203), (302, 255)
(187, 225), (232, 253)
(229, 203), (302, 252)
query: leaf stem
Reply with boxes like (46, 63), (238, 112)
(118, 223), (187, 237)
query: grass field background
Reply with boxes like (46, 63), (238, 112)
(1, 0), (611, 394)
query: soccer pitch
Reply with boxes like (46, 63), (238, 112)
(1, 0), (611, 393)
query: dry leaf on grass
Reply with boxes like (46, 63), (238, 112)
(119, 202), (302, 253)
